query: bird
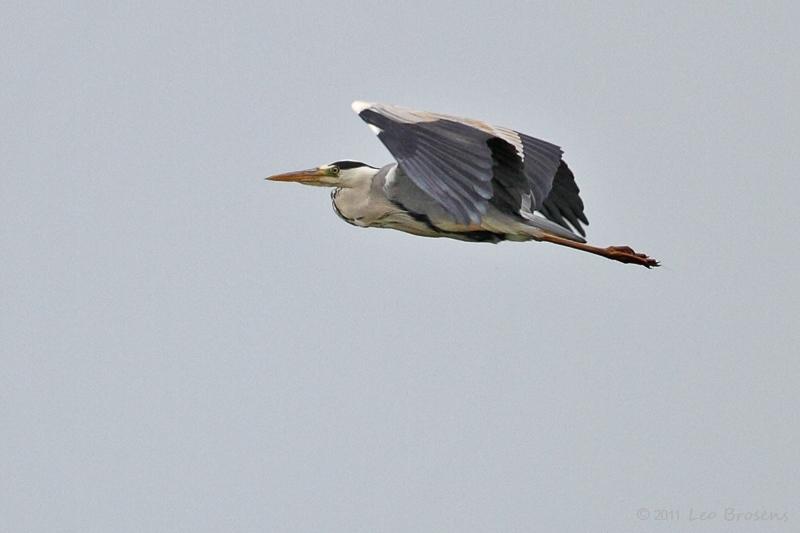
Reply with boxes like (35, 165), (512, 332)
(267, 101), (659, 268)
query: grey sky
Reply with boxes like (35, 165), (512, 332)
(2, 2), (798, 532)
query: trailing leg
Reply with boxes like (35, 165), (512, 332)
(538, 233), (660, 268)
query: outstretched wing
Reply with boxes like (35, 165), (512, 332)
(351, 101), (583, 232)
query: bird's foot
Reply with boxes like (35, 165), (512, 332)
(605, 245), (660, 268)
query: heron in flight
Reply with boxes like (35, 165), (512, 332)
(268, 101), (659, 267)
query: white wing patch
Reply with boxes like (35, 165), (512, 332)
(351, 100), (375, 114)
(382, 164), (398, 191)
(519, 192), (534, 216)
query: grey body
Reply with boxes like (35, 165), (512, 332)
(331, 163), (583, 243)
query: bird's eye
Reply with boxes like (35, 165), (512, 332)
(330, 166), (340, 175)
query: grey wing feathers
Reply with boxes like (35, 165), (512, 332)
(354, 103), (496, 224)
(519, 133), (564, 209)
(352, 101), (585, 233)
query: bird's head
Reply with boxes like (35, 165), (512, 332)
(267, 160), (378, 188)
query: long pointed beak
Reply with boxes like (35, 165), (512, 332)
(266, 168), (325, 183)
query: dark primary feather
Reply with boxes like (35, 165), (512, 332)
(540, 161), (588, 236)
(486, 137), (526, 214)
(518, 133), (564, 209)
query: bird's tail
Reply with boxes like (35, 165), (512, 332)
(519, 214), (587, 243)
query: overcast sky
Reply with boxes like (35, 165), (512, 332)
(2, 2), (799, 532)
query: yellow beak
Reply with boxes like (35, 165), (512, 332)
(266, 168), (326, 183)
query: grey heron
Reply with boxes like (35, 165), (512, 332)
(268, 101), (659, 268)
